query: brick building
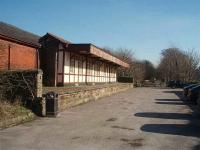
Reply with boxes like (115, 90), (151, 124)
(39, 33), (129, 86)
(0, 22), (40, 70)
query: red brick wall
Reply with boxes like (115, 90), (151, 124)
(0, 38), (37, 70)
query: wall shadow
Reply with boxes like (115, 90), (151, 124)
(141, 124), (200, 137)
(155, 99), (181, 102)
(155, 101), (190, 105)
(135, 89), (200, 143)
(135, 112), (198, 120)
(193, 144), (200, 150)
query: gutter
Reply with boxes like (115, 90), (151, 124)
(0, 34), (41, 48)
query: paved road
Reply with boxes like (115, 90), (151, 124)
(0, 88), (200, 150)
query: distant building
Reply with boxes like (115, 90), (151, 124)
(0, 22), (129, 86)
(0, 22), (40, 70)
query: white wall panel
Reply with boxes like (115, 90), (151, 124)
(75, 59), (78, 74)
(64, 75), (69, 83)
(70, 75), (74, 83)
(83, 76), (85, 82)
(75, 75), (78, 82)
(83, 61), (86, 75)
(79, 75), (82, 82)
(64, 52), (70, 74)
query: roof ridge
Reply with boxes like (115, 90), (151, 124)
(47, 32), (72, 44)
(0, 21), (40, 38)
(0, 21), (40, 47)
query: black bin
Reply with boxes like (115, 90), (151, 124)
(46, 92), (58, 117)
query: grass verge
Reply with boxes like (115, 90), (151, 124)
(0, 101), (35, 128)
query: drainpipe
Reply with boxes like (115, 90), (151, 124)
(86, 56), (88, 85)
(8, 45), (11, 70)
(36, 48), (40, 69)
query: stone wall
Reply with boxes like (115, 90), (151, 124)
(117, 77), (134, 83)
(58, 83), (132, 112)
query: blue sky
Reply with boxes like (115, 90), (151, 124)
(1, 0), (200, 65)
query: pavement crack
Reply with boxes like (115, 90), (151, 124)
(71, 136), (81, 140)
(121, 138), (144, 148)
(106, 118), (117, 122)
(111, 125), (134, 130)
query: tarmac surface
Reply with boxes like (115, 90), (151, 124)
(0, 88), (200, 150)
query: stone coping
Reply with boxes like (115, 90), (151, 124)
(43, 83), (132, 95)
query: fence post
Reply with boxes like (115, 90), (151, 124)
(34, 69), (46, 116)
(36, 69), (43, 97)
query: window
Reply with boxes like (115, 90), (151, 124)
(70, 57), (75, 73)
(97, 62), (100, 76)
(94, 63), (98, 76)
(88, 60), (93, 75)
(78, 59), (83, 75)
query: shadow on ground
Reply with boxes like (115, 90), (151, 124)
(155, 101), (190, 105)
(155, 99), (181, 102)
(135, 89), (200, 149)
(193, 144), (200, 150)
(155, 98), (195, 105)
(135, 112), (199, 120)
(140, 123), (200, 137)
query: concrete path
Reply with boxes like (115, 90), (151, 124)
(0, 88), (200, 150)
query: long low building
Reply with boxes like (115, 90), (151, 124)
(39, 33), (129, 86)
(0, 22), (129, 86)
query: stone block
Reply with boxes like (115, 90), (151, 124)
(57, 83), (132, 112)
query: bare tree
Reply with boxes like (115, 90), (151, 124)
(114, 48), (135, 77)
(143, 60), (156, 81)
(113, 48), (156, 84)
(157, 47), (200, 82)
(133, 60), (145, 84)
(115, 48), (134, 64)
(184, 50), (200, 81)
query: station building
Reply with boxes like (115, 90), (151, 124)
(39, 33), (129, 86)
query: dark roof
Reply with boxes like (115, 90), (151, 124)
(68, 43), (130, 68)
(39, 32), (71, 44)
(90, 44), (124, 61)
(72, 43), (125, 62)
(0, 22), (40, 47)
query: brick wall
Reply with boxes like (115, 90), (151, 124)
(0, 38), (38, 70)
